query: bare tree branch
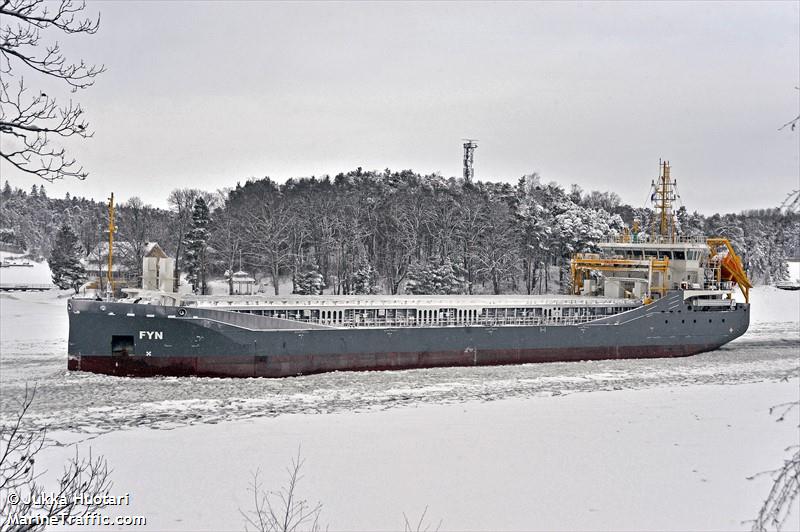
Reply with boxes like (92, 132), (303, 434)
(777, 87), (799, 132)
(403, 505), (442, 532)
(0, 384), (114, 532)
(0, 0), (103, 181)
(747, 445), (800, 532)
(240, 449), (323, 532)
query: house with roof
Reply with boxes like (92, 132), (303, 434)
(82, 240), (134, 291)
(83, 241), (175, 293)
(142, 242), (175, 292)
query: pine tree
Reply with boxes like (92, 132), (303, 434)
(293, 259), (324, 295)
(50, 223), (87, 293)
(2, 181), (11, 200)
(183, 197), (211, 294)
(350, 259), (379, 294)
(406, 258), (465, 295)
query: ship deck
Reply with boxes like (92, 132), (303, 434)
(178, 293), (641, 309)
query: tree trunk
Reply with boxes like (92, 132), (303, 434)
(545, 260), (550, 293)
(228, 260), (234, 295)
(271, 261), (280, 295)
(173, 235), (184, 292)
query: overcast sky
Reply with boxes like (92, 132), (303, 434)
(2, 1), (798, 214)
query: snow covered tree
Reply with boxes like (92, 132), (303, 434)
(117, 197), (156, 285)
(50, 222), (87, 293)
(555, 203), (622, 257)
(515, 174), (557, 294)
(676, 206), (705, 239)
(293, 259), (324, 295)
(581, 189), (622, 212)
(168, 188), (214, 291)
(350, 259), (379, 294)
(183, 197), (211, 294)
(0, 227), (15, 244)
(235, 179), (294, 295)
(473, 198), (519, 295)
(406, 258), (465, 295)
(737, 212), (791, 285)
(553, 202), (622, 293)
(209, 194), (246, 296)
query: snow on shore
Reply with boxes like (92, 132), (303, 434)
(1, 263), (798, 530)
(36, 380), (799, 531)
(0, 251), (52, 285)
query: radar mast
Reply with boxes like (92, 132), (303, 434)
(650, 160), (678, 242)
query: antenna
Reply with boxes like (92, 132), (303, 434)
(650, 160), (678, 242)
(462, 139), (478, 182)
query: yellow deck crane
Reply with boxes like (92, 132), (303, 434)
(706, 237), (752, 303)
(106, 193), (115, 299)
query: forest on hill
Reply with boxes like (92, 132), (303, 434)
(1, 170), (797, 295)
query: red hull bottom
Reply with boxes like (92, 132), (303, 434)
(68, 344), (718, 378)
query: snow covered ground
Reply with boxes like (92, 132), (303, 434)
(789, 260), (800, 282)
(33, 380), (798, 531)
(0, 251), (52, 285)
(1, 262), (798, 530)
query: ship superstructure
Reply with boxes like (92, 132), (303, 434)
(67, 162), (752, 378)
(572, 161), (751, 304)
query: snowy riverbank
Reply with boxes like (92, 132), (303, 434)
(0, 251), (52, 285)
(35, 379), (800, 531)
(1, 266), (798, 530)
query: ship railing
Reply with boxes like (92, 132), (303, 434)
(602, 235), (707, 245)
(300, 314), (604, 328)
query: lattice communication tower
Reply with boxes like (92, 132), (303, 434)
(462, 139), (478, 182)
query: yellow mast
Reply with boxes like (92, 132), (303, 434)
(107, 193), (115, 298)
(651, 160), (676, 242)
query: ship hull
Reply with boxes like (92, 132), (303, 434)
(67, 292), (750, 378)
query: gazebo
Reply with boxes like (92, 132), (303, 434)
(230, 270), (256, 295)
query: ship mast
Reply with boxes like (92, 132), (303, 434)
(650, 160), (677, 243)
(106, 192), (115, 299)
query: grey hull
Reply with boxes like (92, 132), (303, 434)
(67, 291), (750, 377)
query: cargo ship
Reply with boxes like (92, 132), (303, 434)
(67, 162), (752, 377)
